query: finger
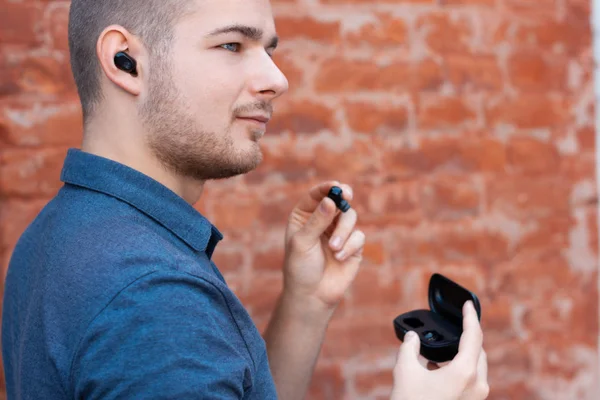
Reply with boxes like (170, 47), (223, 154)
(328, 208), (358, 251)
(477, 351), (490, 398)
(295, 181), (354, 214)
(291, 197), (338, 251)
(451, 301), (483, 370)
(395, 331), (422, 370)
(477, 349), (488, 382)
(333, 229), (365, 262)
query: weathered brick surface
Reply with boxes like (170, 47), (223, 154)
(1, 0), (598, 399)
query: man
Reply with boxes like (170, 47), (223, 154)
(1, 0), (489, 399)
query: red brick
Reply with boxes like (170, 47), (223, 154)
(417, 95), (477, 129)
(209, 191), (262, 236)
(560, 153), (595, 184)
(345, 101), (408, 133)
(354, 369), (394, 397)
(321, 0), (433, 3)
(486, 94), (570, 129)
(576, 126), (595, 150)
(416, 12), (474, 54)
(269, 100), (336, 135)
(516, 213), (573, 253)
(354, 181), (422, 228)
(350, 268), (402, 311)
(507, 136), (560, 174)
(522, 278), (598, 347)
(420, 174), (481, 220)
(390, 225), (511, 265)
(445, 54), (504, 91)
(237, 273), (282, 321)
(320, 313), (399, 359)
(459, 138), (507, 172)
(246, 145), (314, 184)
(0, 3), (42, 47)
(479, 294), (513, 334)
(274, 17), (340, 43)
(0, 98), (82, 147)
(345, 14), (408, 46)
(256, 184), (308, 228)
(13, 54), (75, 95)
(382, 136), (504, 178)
(513, 15), (591, 55)
(485, 381), (538, 400)
(503, 0), (558, 18)
(382, 138), (461, 178)
(0, 198), (49, 252)
(440, 0), (495, 4)
(211, 249), (245, 275)
(306, 363), (346, 400)
(507, 51), (567, 92)
(0, 50), (21, 97)
(43, 3), (69, 51)
(315, 58), (444, 93)
(312, 139), (381, 182)
(587, 207), (598, 256)
(361, 239), (386, 266)
(0, 147), (68, 198)
(251, 246), (284, 272)
(487, 175), (571, 217)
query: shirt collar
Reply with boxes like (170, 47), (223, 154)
(60, 148), (223, 257)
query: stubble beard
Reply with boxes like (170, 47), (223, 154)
(138, 62), (263, 182)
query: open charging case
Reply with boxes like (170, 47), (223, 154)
(393, 273), (482, 363)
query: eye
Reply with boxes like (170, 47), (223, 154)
(220, 43), (241, 52)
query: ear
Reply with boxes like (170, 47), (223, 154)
(96, 25), (143, 97)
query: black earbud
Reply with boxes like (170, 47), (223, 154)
(327, 186), (351, 212)
(114, 51), (138, 76)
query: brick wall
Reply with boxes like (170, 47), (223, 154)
(0, 0), (598, 399)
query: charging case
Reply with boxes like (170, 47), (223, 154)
(393, 273), (482, 363)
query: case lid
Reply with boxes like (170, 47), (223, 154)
(428, 273), (481, 328)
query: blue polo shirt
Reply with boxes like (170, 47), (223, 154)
(2, 148), (278, 399)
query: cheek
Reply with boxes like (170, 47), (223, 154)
(175, 72), (232, 121)
(170, 52), (246, 124)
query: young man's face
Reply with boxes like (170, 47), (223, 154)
(139, 0), (288, 181)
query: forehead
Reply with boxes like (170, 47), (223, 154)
(181, 0), (277, 36)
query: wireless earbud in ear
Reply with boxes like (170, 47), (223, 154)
(114, 51), (138, 76)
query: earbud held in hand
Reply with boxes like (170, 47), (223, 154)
(393, 273), (482, 363)
(327, 186), (351, 212)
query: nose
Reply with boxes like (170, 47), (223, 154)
(249, 53), (289, 101)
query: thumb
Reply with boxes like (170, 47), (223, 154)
(290, 197), (338, 251)
(395, 331), (421, 370)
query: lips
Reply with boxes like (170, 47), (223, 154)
(237, 115), (270, 124)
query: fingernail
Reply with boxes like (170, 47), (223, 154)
(463, 301), (473, 313)
(335, 250), (346, 260)
(330, 236), (342, 249)
(405, 331), (417, 341)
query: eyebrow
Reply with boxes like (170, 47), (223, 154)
(206, 24), (279, 48)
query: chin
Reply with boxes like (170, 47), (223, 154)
(194, 147), (263, 181)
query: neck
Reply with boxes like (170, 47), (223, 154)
(81, 117), (205, 205)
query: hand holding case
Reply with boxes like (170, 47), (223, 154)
(393, 273), (482, 363)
